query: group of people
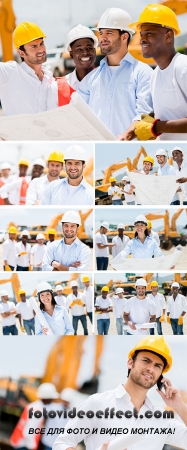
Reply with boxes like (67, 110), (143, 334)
(0, 276), (93, 336)
(0, 145), (94, 206)
(95, 279), (187, 336)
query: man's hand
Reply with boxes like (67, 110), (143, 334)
(116, 122), (137, 141)
(70, 261), (81, 268)
(42, 327), (48, 335)
(157, 377), (184, 411)
(176, 177), (187, 184)
(128, 321), (137, 330)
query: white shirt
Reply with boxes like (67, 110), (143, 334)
(30, 244), (46, 267)
(150, 230), (160, 246)
(16, 300), (34, 320)
(148, 293), (166, 318)
(26, 174), (50, 205)
(95, 232), (108, 257)
(174, 160), (187, 202)
(112, 235), (130, 259)
(111, 296), (127, 319)
(95, 295), (112, 319)
(0, 175), (16, 184)
(2, 238), (17, 266)
(167, 293), (187, 319)
(16, 241), (31, 267)
(108, 185), (123, 200)
(67, 292), (85, 316)
(151, 53), (187, 140)
(41, 402), (68, 447)
(124, 295), (156, 335)
(0, 61), (54, 116)
(123, 183), (134, 203)
(0, 176), (31, 205)
(53, 384), (187, 450)
(83, 285), (93, 313)
(0, 301), (16, 326)
(55, 295), (68, 310)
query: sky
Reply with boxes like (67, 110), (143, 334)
(1, 0), (186, 56)
(94, 272), (179, 284)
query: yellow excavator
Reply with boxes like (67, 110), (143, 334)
(0, 0), (16, 62)
(162, 273), (187, 296)
(96, 273), (155, 297)
(145, 209), (187, 249)
(0, 273), (21, 301)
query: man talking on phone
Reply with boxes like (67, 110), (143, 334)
(53, 336), (187, 450)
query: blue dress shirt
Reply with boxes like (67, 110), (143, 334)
(42, 237), (91, 271)
(35, 305), (74, 335)
(121, 236), (163, 259)
(40, 177), (94, 205)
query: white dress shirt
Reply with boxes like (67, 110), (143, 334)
(83, 285), (93, 313)
(112, 235), (130, 258)
(30, 244), (46, 267)
(0, 176), (31, 205)
(67, 292), (86, 316)
(111, 296), (127, 319)
(148, 293), (166, 318)
(26, 174), (50, 205)
(16, 241), (31, 267)
(40, 176), (94, 205)
(124, 295), (156, 335)
(2, 238), (17, 266)
(174, 160), (187, 202)
(167, 293), (187, 318)
(95, 233), (109, 258)
(55, 295), (68, 310)
(0, 301), (16, 326)
(16, 300), (34, 320)
(95, 296), (112, 319)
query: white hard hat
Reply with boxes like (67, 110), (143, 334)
(156, 149), (167, 157)
(116, 287), (124, 294)
(122, 176), (130, 181)
(64, 145), (87, 162)
(171, 146), (183, 154)
(61, 210), (81, 226)
(56, 284), (63, 291)
(136, 278), (147, 287)
(21, 229), (30, 238)
(71, 280), (79, 287)
(36, 383), (59, 400)
(33, 158), (46, 168)
(134, 215), (148, 225)
(1, 162), (11, 170)
(0, 290), (9, 297)
(117, 223), (125, 230)
(66, 24), (98, 52)
(101, 221), (109, 230)
(36, 233), (45, 240)
(172, 282), (180, 288)
(93, 8), (135, 36)
(60, 388), (75, 402)
(37, 281), (53, 294)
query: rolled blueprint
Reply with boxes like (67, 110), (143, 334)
(29, 296), (54, 335)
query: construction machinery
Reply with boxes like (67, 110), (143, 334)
(145, 209), (187, 249)
(95, 274), (156, 298)
(0, 273), (21, 302)
(0, 0), (16, 62)
(162, 273), (187, 296)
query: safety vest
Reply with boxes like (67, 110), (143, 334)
(0, 178), (5, 205)
(10, 401), (44, 450)
(56, 77), (76, 106)
(19, 177), (29, 205)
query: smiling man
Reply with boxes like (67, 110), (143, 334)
(172, 146), (187, 205)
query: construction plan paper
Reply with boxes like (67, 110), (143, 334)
(127, 170), (178, 205)
(111, 248), (182, 271)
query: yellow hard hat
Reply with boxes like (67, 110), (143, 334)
(13, 22), (46, 49)
(101, 286), (109, 292)
(147, 220), (152, 229)
(48, 228), (56, 235)
(8, 226), (17, 234)
(47, 151), (64, 163)
(18, 159), (29, 167)
(128, 336), (172, 373)
(129, 4), (181, 36)
(109, 177), (116, 182)
(143, 156), (154, 165)
(82, 276), (90, 282)
(150, 281), (158, 287)
(19, 289), (26, 295)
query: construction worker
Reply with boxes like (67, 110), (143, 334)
(78, 8), (152, 138)
(95, 221), (114, 271)
(36, 282), (73, 336)
(167, 282), (187, 335)
(148, 281), (166, 335)
(55, 285), (68, 310)
(130, 4), (187, 141)
(15, 230), (31, 271)
(108, 177), (123, 205)
(82, 275), (93, 323)
(53, 336), (187, 450)
(0, 162), (14, 184)
(26, 151), (64, 205)
(112, 223), (130, 258)
(30, 233), (46, 271)
(147, 220), (160, 246)
(108, 287), (126, 335)
(42, 210), (90, 272)
(40, 145), (94, 205)
(0, 22), (55, 116)
(121, 176), (135, 205)
(2, 225), (17, 271)
(156, 149), (179, 205)
(0, 290), (18, 335)
(123, 278), (156, 335)
(172, 146), (187, 205)
(95, 286), (113, 335)
(46, 229), (56, 246)
(67, 280), (88, 335)
(16, 289), (35, 335)
(0, 158), (45, 205)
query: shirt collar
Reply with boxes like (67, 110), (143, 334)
(20, 61), (53, 79)
(114, 384), (153, 410)
(63, 176), (87, 189)
(61, 237), (80, 246)
(100, 51), (134, 68)
(135, 236), (152, 242)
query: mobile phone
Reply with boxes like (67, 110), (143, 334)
(157, 376), (165, 391)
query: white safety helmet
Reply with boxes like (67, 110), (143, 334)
(21, 229), (30, 238)
(171, 146), (183, 155)
(33, 158), (46, 168)
(56, 285), (63, 292)
(64, 145), (87, 162)
(156, 149), (167, 157)
(36, 233), (45, 240)
(1, 162), (11, 170)
(135, 278), (147, 287)
(115, 287), (124, 294)
(0, 290), (9, 297)
(134, 215), (148, 226)
(93, 8), (135, 36)
(71, 281), (79, 287)
(122, 176), (130, 181)
(61, 210), (81, 226)
(117, 223), (125, 230)
(171, 282), (180, 288)
(36, 383), (59, 400)
(66, 24), (98, 52)
(60, 388), (75, 402)
(100, 221), (109, 230)
(37, 282), (53, 294)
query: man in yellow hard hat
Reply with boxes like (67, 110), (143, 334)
(108, 177), (123, 205)
(82, 276), (93, 323)
(129, 5), (187, 141)
(0, 22), (55, 116)
(16, 289), (35, 335)
(2, 226), (17, 271)
(26, 151), (64, 205)
(53, 336), (187, 450)
(95, 286), (113, 335)
(148, 281), (166, 335)
(47, 228), (56, 246)
(130, 155), (154, 205)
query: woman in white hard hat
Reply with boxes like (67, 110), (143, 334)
(35, 282), (74, 335)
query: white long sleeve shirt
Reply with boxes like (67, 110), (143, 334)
(112, 235), (130, 258)
(67, 292), (86, 316)
(167, 293), (187, 318)
(148, 293), (166, 318)
(26, 174), (50, 205)
(0, 176), (31, 205)
(15, 241), (31, 267)
(124, 295), (156, 335)
(2, 238), (17, 266)
(83, 285), (93, 313)
(0, 301), (16, 326)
